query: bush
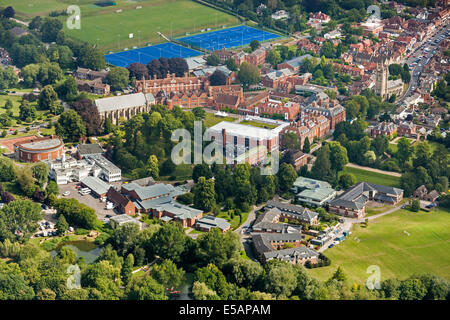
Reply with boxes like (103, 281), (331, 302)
(411, 199), (420, 212)
(74, 228), (90, 235)
(94, 231), (111, 245)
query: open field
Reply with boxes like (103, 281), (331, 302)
(307, 208), (450, 283)
(340, 166), (401, 188)
(39, 0), (238, 52)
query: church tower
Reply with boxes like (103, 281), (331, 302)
(375, 57), (388, 100)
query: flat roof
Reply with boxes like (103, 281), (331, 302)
(19, 137), (63, 150)
(110, 214), (141, 224)
(207, 121), (281, 140)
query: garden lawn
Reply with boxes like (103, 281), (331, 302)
(340, 166), (401, 188)
(307, 208), (450, 283)
(217, 210), (249, 230)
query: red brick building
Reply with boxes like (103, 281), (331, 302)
(282, 114), (330, 149)
(253, 98), (300, 121)
(14, 135), (64, 163)
(135, 73), (210, 97)
(246, 48), (267, 66)
(106, 187), (136, 216)
(397, 121), (417, 138)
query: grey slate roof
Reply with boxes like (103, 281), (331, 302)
(265, 200), (318, 223)
(125, 183), (183, 201)
(329, 182), (404, 210)
(252, 232), (303, 254)
(81, 176), (111, 195)
(282, 54), (313, 69)
(77, 143), (103, 156)
(95, 92), (155, 113)
(263, 246), (319, 261)
(155, 201), (203, 220)
(196, 215), (231, 231)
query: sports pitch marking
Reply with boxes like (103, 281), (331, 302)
(105, 25), (281, 67)
(105, 43), (202, 68)
(177, 25), (280, 51)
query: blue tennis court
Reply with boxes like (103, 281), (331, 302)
(178, 25), (280, 51)
(105, 43), (202, 68)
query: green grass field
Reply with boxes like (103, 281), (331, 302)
(35, 0), (237, 52)
(340, 166), (401, 188)
(2, 1), (238, 51)
(307, 208), (450, 283)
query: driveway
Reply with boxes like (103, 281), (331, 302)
(345, 163), (402, 177)
(235, 204), (263, 262)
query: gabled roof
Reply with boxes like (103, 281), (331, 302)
(281, 54), (313, 69)
(95, 93), (154, 112)
(263, 246), (319, 261)
(107, 187), (132, 208)
(329, 182), (403, 209)
(196, 215), (230, 231)
(265, 200), (318, 222)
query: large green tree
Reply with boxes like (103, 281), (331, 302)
(55, 110), (86, 142)
(238, 62), (260, 88)
(0, 200), (42, 242)
(193, 177), (216, 212)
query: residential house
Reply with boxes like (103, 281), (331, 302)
(371, 121), (398, 138)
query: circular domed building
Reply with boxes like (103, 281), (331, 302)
(14, 135), (64, 163)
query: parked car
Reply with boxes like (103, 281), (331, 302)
(63, 191), (70, 196)
(328, 243), (334, 248)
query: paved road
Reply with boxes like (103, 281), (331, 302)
(345, 162), (402, 177)
(362, 204), (404, 222)
(235, 204), (263, 262)
(397, 22), (449, 105)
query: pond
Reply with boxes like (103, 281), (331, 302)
(51, 240), (101, 264)
(172, 273), (194, 300)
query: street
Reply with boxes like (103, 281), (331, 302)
(397, 22), (449, 104)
